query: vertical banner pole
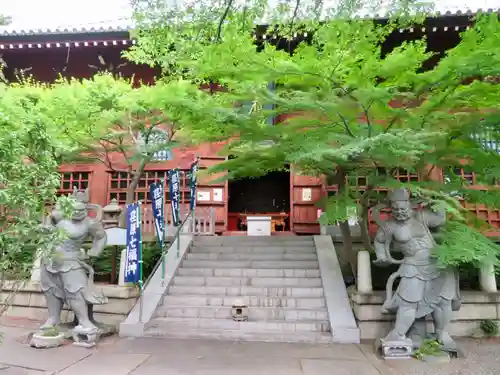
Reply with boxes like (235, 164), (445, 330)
(178, 170), (183, 258)
(190, 158), (199, 234)
(138, 202), (144, 324)
(161, 177), (166, 286)
(149, 180), (165, 286)
(177, 169), (183, 223)
(125, 202), (143, 321)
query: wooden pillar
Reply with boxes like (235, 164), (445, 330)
(89, 163), (109, 206)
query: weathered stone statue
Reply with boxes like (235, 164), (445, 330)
(38, 187), (108, 346)
(372, 188), (461, 358)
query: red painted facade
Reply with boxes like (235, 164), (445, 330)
(1, 25), (499, 236)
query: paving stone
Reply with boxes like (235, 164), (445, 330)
(57, 353), (150, 375)
(301, 359), (381, 375)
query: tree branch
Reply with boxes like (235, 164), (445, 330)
(288, 0), (301, 53)
(216, 0), (234, 43)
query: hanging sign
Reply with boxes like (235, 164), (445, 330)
(302, 188), (312, 201)
(213, 188), (223, 202)
(189, 160), (199, 211)
(168, 169), (181, 226)
(124, 202), (142, 283)
(149, 181), (165, 246)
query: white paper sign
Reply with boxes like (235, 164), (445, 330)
(197, 191), (211, 201)
(302, 188), (312, 201)
(213, 188), (223, 202)
(104, 227), (127, 246)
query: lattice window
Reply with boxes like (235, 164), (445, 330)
(327, 168), (420, 190)
(108, 170), (191, 205)
(461, 200), (500, 231)
(58, 172), (90, 196)
(443, 167), (475, 185)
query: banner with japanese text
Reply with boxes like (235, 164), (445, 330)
(168, 169), (181, 226)
(189, 160), (199, 211)
(149, 181), (164, 246)
(125, 202), (142, 283)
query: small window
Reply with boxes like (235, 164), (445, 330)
(58, 171), (91, 196)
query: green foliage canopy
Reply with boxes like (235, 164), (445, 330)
(128, 2), (500, 268)
(0, 79), (78, 315)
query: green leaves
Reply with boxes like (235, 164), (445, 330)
(127, 4), (500, 268)
(0, 79), (73, 313)
(434, 221), (500, 270)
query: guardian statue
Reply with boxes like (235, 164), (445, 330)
(39, 187), (108, 336)
(372, 188), (461, 355)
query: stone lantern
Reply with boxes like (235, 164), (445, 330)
(103, 199), (123, 228)
(231, 300), (249, 322)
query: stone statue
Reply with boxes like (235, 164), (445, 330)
(371, 188), (461, 357)
(38, 187), (108, 343)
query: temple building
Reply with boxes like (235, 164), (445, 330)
(1, 6), (499, 238)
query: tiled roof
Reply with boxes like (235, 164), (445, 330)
(0, 1), (498, 37)
(0, 19), (133, 36)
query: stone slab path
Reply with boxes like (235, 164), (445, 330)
(1, 319), (500, 375)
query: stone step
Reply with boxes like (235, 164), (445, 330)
(147, 317), (331, 333)
(172, 276), (322, 288)
(193, 243), (314, 249)
(144, 326), (332, 344)
(168, 285), (324, 297)
(194, 243), (315, 249)
(189, 246), (316, 253)
(195, 236), (313, 245)
(156, 305), (329, 321)
(181, 260), (319, 269)
(177, 268), (321, 278)
(185, 253), (317, 261)
(163, 295), (327, 309)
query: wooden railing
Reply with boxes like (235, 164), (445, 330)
(141, 205), (216, 237)
(41, 204), (216, 237)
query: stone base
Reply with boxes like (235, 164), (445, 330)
(29, 332), (65, 349)
(421, 352), (451, 364)
(440, 344), (465, 359)
(71, 325), (101, 348)
(375, 338), (413, 360)
(58, 321), (116, 339)
(31, 321), (116, 348)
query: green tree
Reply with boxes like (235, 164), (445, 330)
(0, 80), (77, 322)
(128, 2), (500, 274)
(48, 74), (198, 226)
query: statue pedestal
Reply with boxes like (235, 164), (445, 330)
(376, 337), (413, 359)
(72, 326), (100, 348)
(29, 332), (65, 349)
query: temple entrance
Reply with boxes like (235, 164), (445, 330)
(227, 170), (291, 233)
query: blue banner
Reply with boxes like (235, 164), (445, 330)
(149, 181), (164, 246)
(125, 202), (142, 283)
(189, 161), (199, 211)
(168, 169), (181, 226)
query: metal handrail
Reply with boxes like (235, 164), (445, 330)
(142, 210), (193, 289)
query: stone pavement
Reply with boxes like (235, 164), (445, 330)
(1, 320), (500, 375)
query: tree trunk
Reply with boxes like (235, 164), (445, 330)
(118, 158), (148, 228)
(336, 167), (357, 278)
(359, 189), (374, 253)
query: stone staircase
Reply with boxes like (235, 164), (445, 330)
(145, 236), (332, 343)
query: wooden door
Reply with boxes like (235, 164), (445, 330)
(196, 155), (228, 233)
(290, 168), (324, 234)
